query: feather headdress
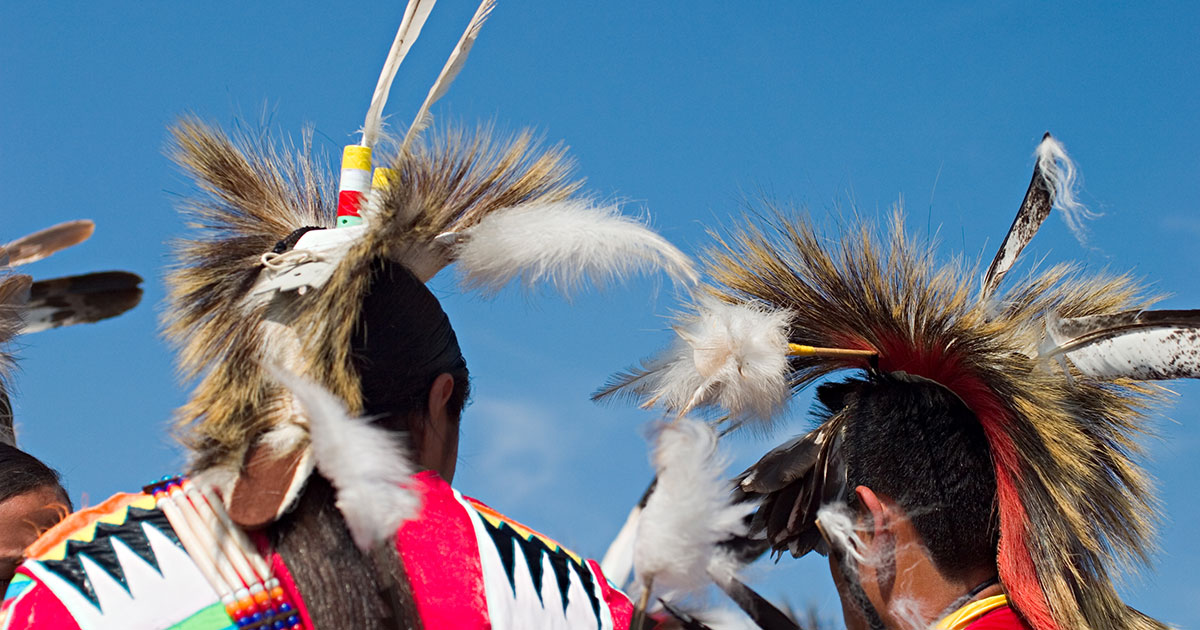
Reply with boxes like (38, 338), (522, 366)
(0, 220), (143, 445)
(603, 134), (1197, 630)
(164, 1), (696, 527)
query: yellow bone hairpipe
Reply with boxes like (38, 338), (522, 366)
(787, 343), (877, 359)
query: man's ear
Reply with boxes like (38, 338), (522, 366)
(427, 373), (454, 421)
(854, 485), (889, 540)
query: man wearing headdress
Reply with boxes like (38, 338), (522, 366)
(601, 134), (1199, 629)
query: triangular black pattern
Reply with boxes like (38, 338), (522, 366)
(477, 516), (603, 626)
(37, 506), (180, 608)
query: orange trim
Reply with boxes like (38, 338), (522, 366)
(24, 493), (142, 559)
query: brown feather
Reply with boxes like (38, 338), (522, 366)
(23, 271), (143, 333)
(2, 220), (94, 267)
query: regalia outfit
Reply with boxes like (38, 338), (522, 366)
(0, 3), (694, 628)
(600, 134), (1200, 630)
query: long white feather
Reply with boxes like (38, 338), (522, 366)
(1035, 133), (1095, 239)
(633, 419), (757, 604)
(601, 298), (793, 424)
(452, 199), (698, 295)
(402, 0), (496, 150)
(361, 0), (438, 148)
(1045, 310), (1200, 380)
(268, 366), (420, 552)
(600, 503), (641, 589)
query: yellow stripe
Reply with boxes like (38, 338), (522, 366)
(372, 167), (394, 190)
(342, 145), (373, 172)
(934, 594), (1009, 630)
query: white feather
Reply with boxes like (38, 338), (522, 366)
(452, 199), (698, 295)
(268, 366), (420, 552)
(616, 298), (793, 423)
(402, 0), (496, 149)
(633, 418), (757, 604)
(1035, 134), (1096, 239)
(599, 503), (641, 589)
(1045, 311), (1200, 380)
(360, 0), (438, 148)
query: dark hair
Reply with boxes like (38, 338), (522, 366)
(270, 475), (420, 630)
(0, 443), (69, 509)
(351, 258), (470, 443)
(828, 373), (998, 581)
(274, 258), (469, 629)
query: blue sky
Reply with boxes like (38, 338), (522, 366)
(2, 2), (1198, 626)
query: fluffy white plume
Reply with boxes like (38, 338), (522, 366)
(600, 298), (793, 424)
(1035, 134), (1095, 239)
(268, 366), (420, 552)
(402, 0), (495, 149)
(815, 502), (868, 566)
(360, 0), (437, 148)
(633, 418), (757, 604)
(452, 199), (698, 295)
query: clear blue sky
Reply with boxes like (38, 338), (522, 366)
(2, 2), (1197, 626)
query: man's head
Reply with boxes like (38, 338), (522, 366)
(818, 374), (1000, 628)
(0, 444), (70, 593)
(351, 258), (470, 481)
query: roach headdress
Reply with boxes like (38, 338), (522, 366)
(599, 134), (1199, 630)
(0, 220), (143, 445)
(163, 1), (696, 540)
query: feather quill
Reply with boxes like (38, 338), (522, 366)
(633, 418), (757, 605)
(452, 199), (697, 295)
(268, 366), (420, 552)
(1046, 309), (1200, 380)
(595, 298), (792, 425)
(402, 0), (496, 150)
(981, 133), (1089, 298)
(361, 0), (438, 148)
(2, 220), (94, 267)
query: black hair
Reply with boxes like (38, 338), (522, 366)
(0, 443), (69, 510)
(351, 258), (470, 446)
(275, 257), (471, 630)
(269, 475), (420, 630)
(826, 372), (998, 581)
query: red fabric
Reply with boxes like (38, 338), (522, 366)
(874, 337), (1057, 630)
(0, 571), (81, 630)
(967, 605), (1033, 629)
(588, 559), (632, 629)
(260, 536), (315, 630)
(395, 471), (489, 630)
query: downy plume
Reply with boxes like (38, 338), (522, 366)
(361, 0), (438, 148)
(633, 418), (757, 604)
(452, 199), (697, 295)
(402, 0), (496, 150)
(1036, 133), (1094, 239)
(595, 297), (792, 425)
(2, 220), (94, 267)
(268, 366), (420, 552)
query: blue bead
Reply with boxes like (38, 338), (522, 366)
(273, 622), (286, 630)
(250, 612), (264, 623)
(287, 615), (299, 625)
(278, 602), (292, 613)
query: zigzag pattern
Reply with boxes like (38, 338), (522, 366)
(38, 507), (179, 606)
(479, 516), (602, 626)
